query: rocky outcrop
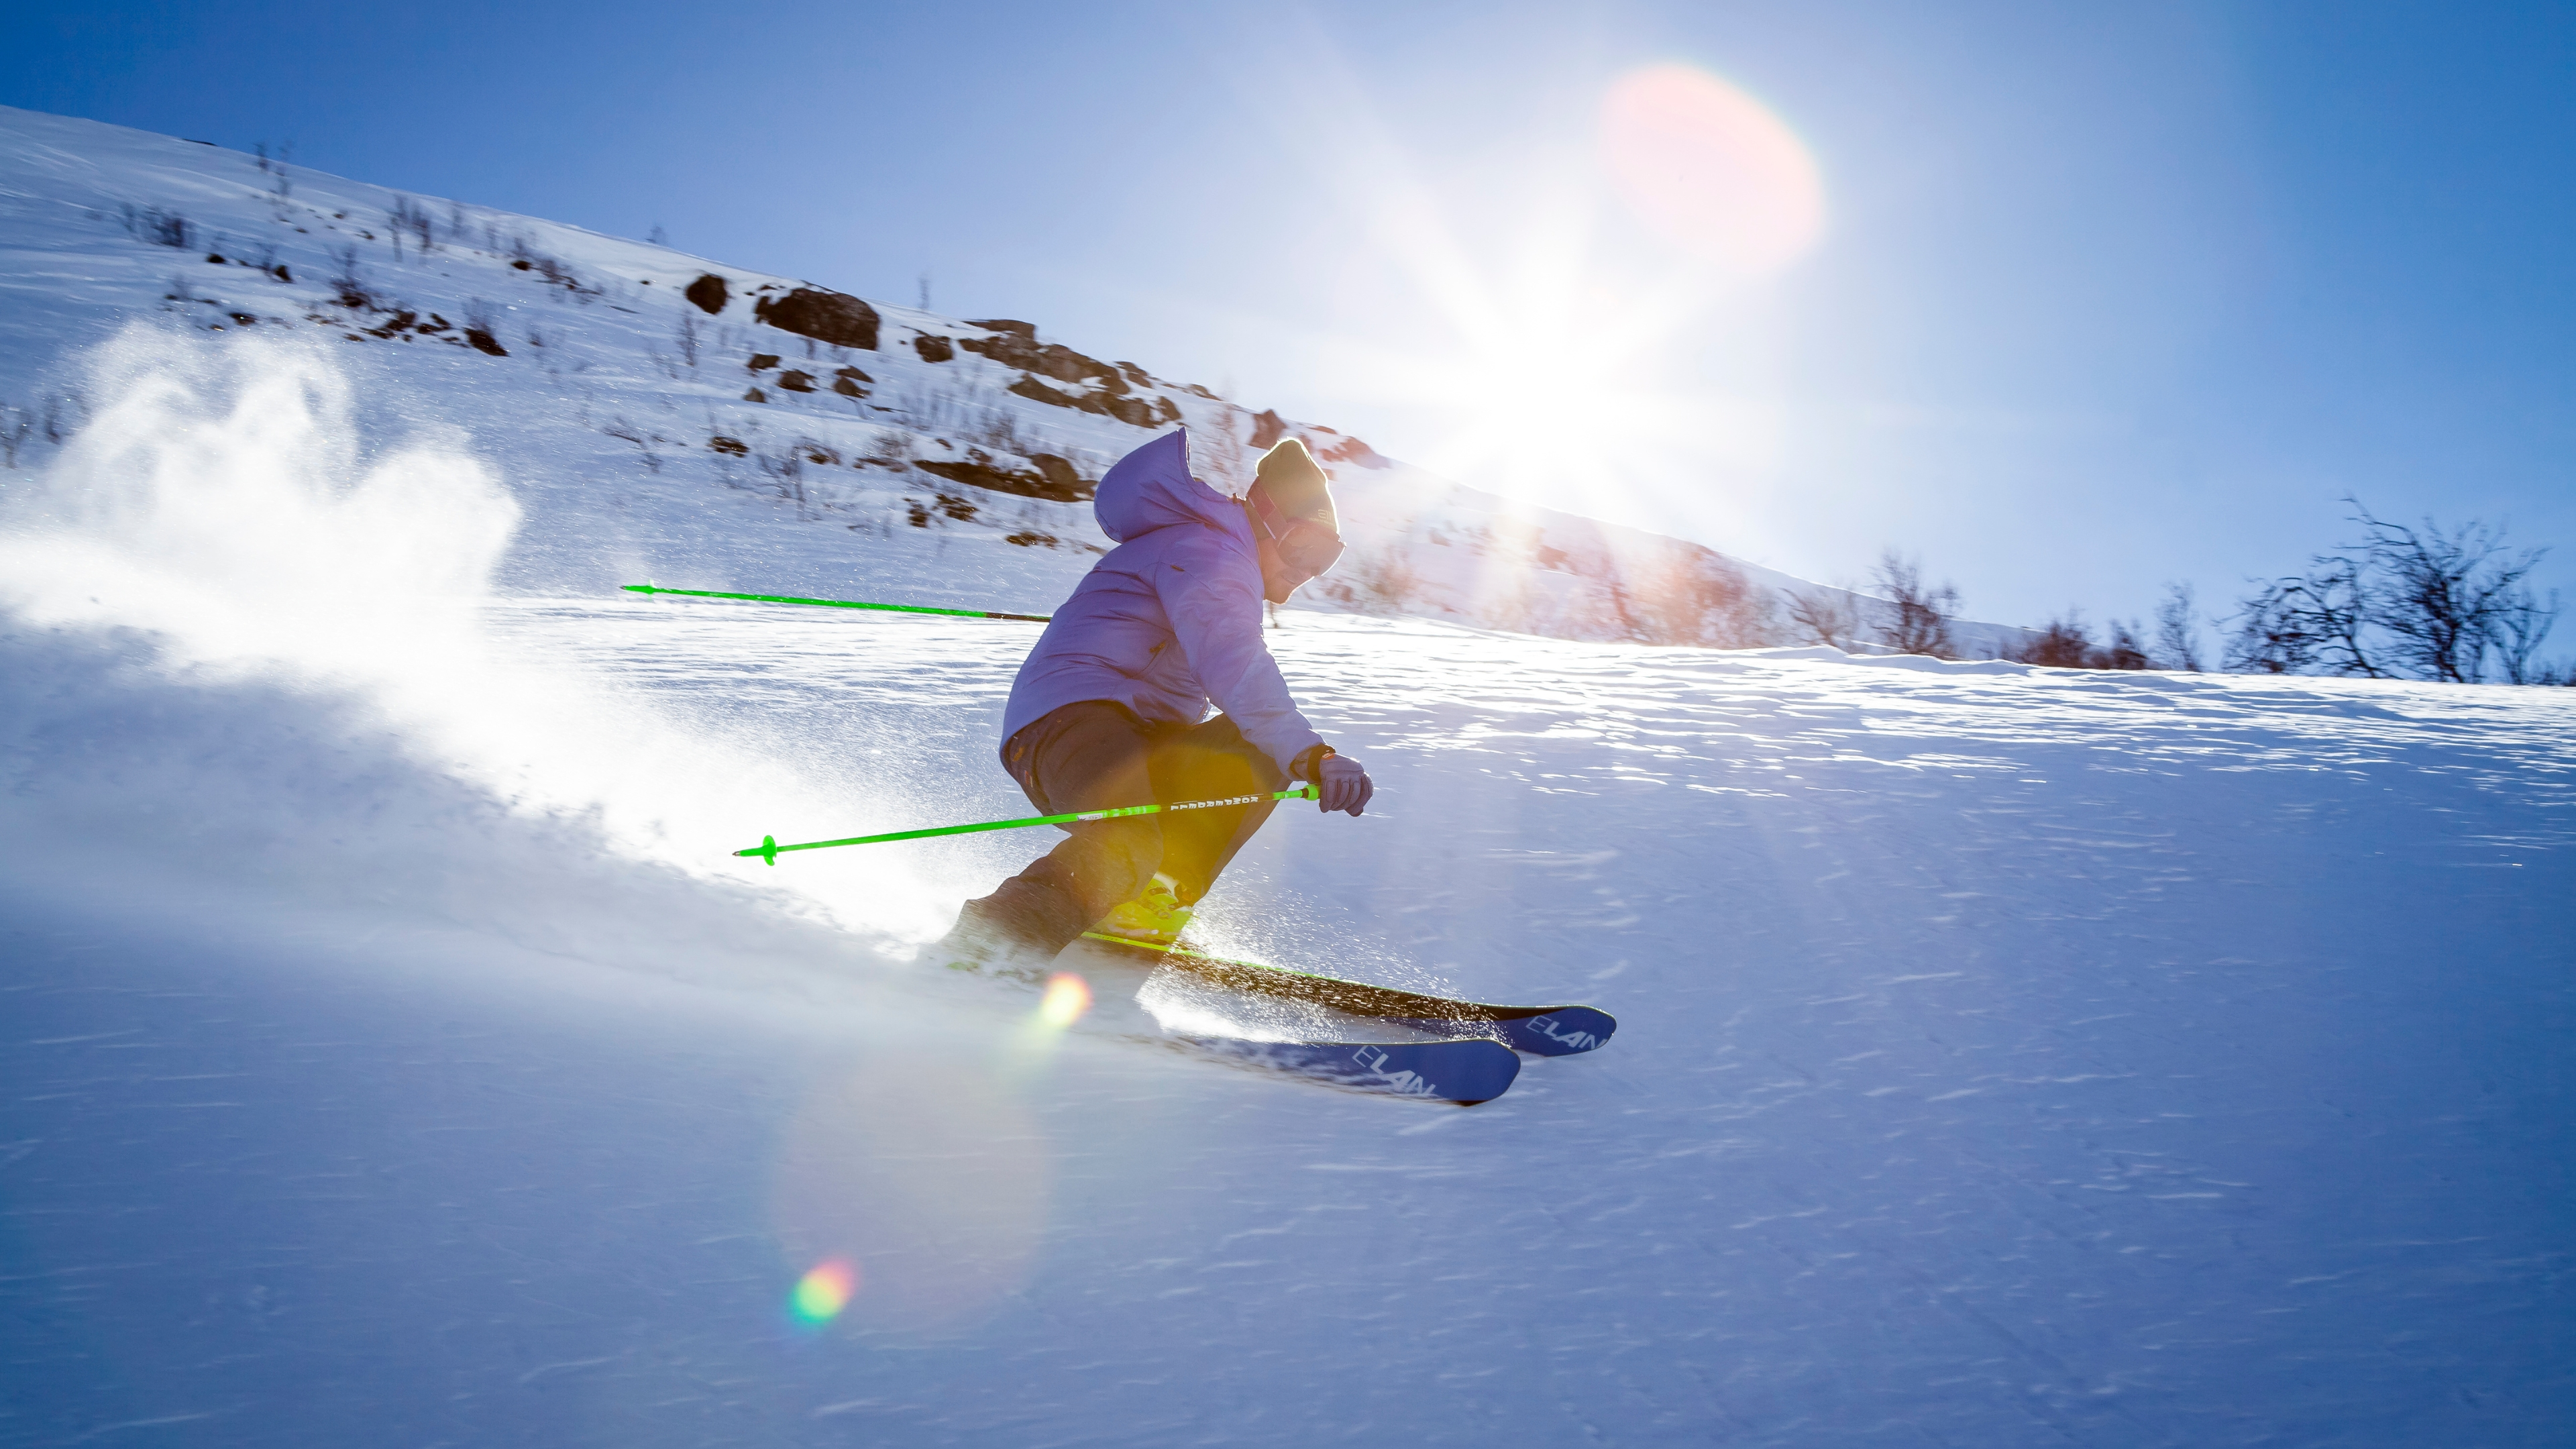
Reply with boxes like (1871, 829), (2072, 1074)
(914, 334), (954, 363)
(685, 274), (728, 315)
(1008, 374), (1179, 429)
(958, 330), (1123, 390)
(914, 448), (1091, 502)
(753, 288), (879, 350)
(1248, 409), (1287, 449)
(1030, 453), (1084, 498)
(967, 319), (1036, 338)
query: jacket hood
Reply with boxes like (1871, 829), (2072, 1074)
(1093, 429), (1246, 544)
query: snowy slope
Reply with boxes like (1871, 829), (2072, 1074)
(0, 103), (2017, 653)
(3, 109), (2571, 1446)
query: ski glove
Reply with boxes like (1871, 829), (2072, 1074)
(1311, 752), (1373, 816)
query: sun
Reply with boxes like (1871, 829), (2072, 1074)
(1278, 62), (1821, 531)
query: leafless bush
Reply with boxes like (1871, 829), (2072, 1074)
(961, 404), (1031, 455)
(600, 416), (664, 473)
(42, 388), (89, 445)
(2013, 614), (2094, 668)
(121, 205), (193, 249)
(2099, 619), (2151, 669)
(861, 428), (912, 469)
(2153, 582), (2203, 671)
(327, 244), (371, 309)
(1780, 586), (1860, 649)
(1344, 547), (1419, 611)
(755, 446), (815, 519)
(1629, 549), (1778, 647)
(674, 311), (701, 367)
(0, 403), (31, 467)
(388, 195), (433, 256)
(2226, 498), (2559, 683)
(2006, 609), (2155, 670)
(1870, 550), (1960, 657)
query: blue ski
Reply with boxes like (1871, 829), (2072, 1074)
(1173, 1033), (1521, 1105)
(1080, 934), (1617, 1057)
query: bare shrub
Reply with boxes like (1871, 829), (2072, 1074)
(327, 244), (371, 309)
(1344, 547), (1419, 611)
(0, 403), (32, 467)
(2007, 609), (2154, 670)
(601, 417), (663, 474)
(42, 388), (89, 445)
(2098, 619), (2152, 670)
(2013, 613), (2096, 668)
(388, 195), (433, 256)
(2226, 498), (2558, 683)
(1781, 586), (1860, 649)
(1629, 549), (1777, 647)
(121, 205), (193, 249)
(755, 445), (816, 519)
(1870, 550), (1959, 657)
(861, 428), (912, 470)
(675, 311), (701, 367)
(2153, 582), (2203, 671)
(965, 405), (1030, 454)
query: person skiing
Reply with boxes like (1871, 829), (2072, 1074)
(935, 428), (1373, 971)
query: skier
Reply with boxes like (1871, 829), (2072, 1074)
(935, 429), (1373, 971)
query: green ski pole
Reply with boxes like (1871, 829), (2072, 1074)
(736, 786), (1322, 866)
(623, 582), (1051, 623)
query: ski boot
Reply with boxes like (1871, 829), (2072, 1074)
(1092, 872), (1193, 949)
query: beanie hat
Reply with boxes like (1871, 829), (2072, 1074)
(1252, 437), (1338, 533)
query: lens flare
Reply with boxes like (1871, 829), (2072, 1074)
(1037, 972), (1091, 1030)
(1599, 63), (1827, 274)
(790, 1257), (857, 1326)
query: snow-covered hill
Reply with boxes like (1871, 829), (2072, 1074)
(0, 103), (2021, 654)
(1, 106), (2569, 1446)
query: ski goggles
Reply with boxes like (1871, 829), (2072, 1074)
(1249, 489), (1346, 579)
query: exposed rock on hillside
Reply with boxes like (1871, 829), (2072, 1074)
(1008, 374), (1178, 429)
(684, 273), (727, 314)
(916, 450), (1091, 502)
(753, 287), (879, 350)
(957, 329), (1121, 388)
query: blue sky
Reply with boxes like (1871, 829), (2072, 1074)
(5, 0), (2571, 636)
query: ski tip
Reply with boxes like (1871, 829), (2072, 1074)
(1497, 1006), (1617, 1056)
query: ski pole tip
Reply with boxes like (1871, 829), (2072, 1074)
(733, 834), (780, 866)
(621, 583), (655, 594)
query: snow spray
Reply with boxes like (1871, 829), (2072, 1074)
(0, 325), (957, 941)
